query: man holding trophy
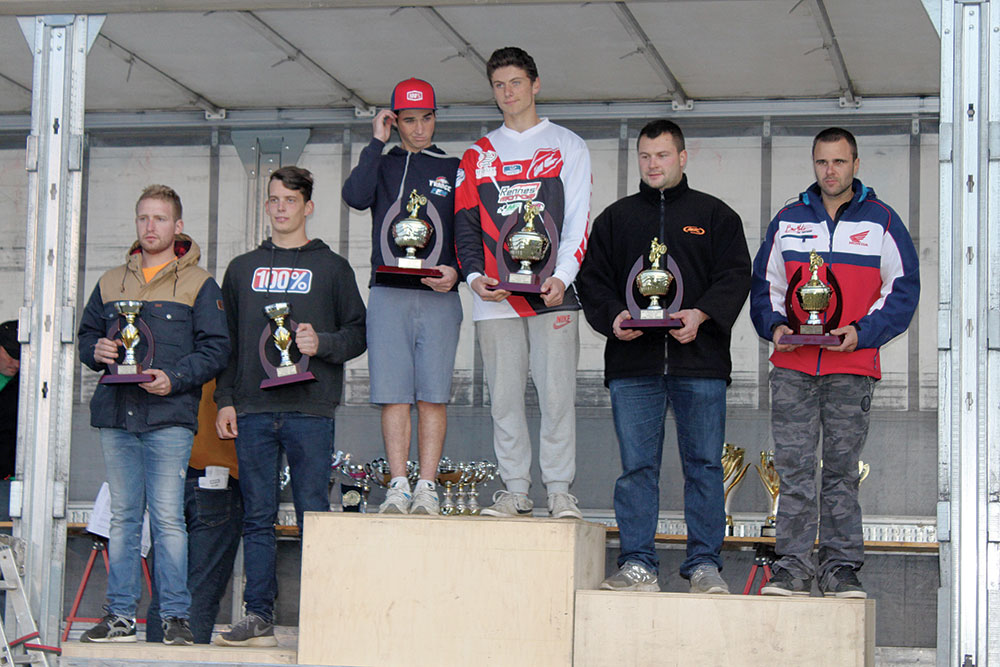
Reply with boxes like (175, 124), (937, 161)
(454, 46), (592, 519)
(342, 78), (462, 515)
(750, 128), (919, 598)
(77, 185), (230, 644)
(213, 166), (366, 645)
(577, 120), (751, 594)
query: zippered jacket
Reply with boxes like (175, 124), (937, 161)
(454, 119), (591, 321)
(577, 176), (751, 384)
(78, 235), (230, 433)
(749, 179), (920, 378)
(342, 138), (460, 289)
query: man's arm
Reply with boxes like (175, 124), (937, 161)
(749, 215), (789, 341)
(454, 148), (486, 282)
(157, 278), (231, 396)
(213, 268), (240, 410)
(576, 208), (626, 339)
(78, 283), (110, 372)
(312, 256), (367, 365)
(341, 117), (389, 211)
(551, 135), (593, 290)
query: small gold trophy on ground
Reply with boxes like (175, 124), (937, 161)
(722, 444), (751, 536)
(779, 249), (843, 345)
(258, 302), (317, 389)
(505, 201), (550, 284)
(100, 300), (155, 384)
(393, 190), (434, 269)
(756, 450), (780, 538)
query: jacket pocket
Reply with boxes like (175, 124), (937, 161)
(144, 302), (194, 367)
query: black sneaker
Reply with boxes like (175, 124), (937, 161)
(162, 617), (194, 645)
(212, 612), (277, 647)
(760, 568), (812, 597)
(822, 566), (867, 599)
(80, 613), (136, 642)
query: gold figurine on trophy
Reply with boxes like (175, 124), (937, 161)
(635, 238), (675, 319)
(722, 444), (751, 535)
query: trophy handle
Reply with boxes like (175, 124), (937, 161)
(783, 266), (804, 328)
(495, 213), (520, 283)
(624, 256), (645, 319)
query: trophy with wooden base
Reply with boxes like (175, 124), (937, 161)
(258, 302), (316, 389)
(100, 300), (155, 384)
(489, 201), (559, 294)
(722, 443), (751, 536)
(620, 238), (685, 329)
(374, 189), (444, 288)
(778, 250), (844, 345)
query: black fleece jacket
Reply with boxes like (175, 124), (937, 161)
(214, 238), (366, 418)
(577, 176), (751, 384)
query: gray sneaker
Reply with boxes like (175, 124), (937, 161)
(601, 561), (660, 592)
(480, 490), (533, 517)
(409, 486), (440, 515)
(213, 612), (277, 647)
(548, 492), (582, 519)
(80, 613), (136, 643)
(378, 486), (411, 514)
(688, 564), (729, 594)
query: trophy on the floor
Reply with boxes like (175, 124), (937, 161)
(337, 455), (372, 513)
(490, 200), (559, 294)
(859, 460), (870, 485)
(464, 461), (498, 515)
(722, 444), (751, 536)
(436, 458), (464, 516)
(258, 302), (316, 389)
(374, 189), (444, 288)
(100, 300), (156, 384)
(620, 238), (685, 329)
(756, 450), (780, 538)
(778, 250), (844, 346)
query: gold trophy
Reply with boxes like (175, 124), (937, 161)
(621, 237), (684, 329)
(779, 249), (843, 345)
(258, 302), (317, 389)
(100, 300), (155, 384)
(796, 250), (832, 334)
(505, 201), (550, 284)
(755, 450), (780, 538)
(635, 238), (674, 319)
(392, 190), (434, 269)
(722, 444), (751, 536)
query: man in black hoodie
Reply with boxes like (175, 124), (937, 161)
(213, 166), (366, 646)
(577, 120), (751, 596)
(342, 78), (462, 516)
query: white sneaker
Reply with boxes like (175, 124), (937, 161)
(479, 490), (533, 517)
(548, 492), (582, 519)
(410, 486), (440, 515)
(378, 486), (411, 514)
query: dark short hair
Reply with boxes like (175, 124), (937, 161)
(638, 119), (685, 152)
(813, 127), (858, 160)
(486, 47), (539, 82)
(269, 166), (314, 202)
(136, 184), (182, 220)
(0, 321), (18, 361)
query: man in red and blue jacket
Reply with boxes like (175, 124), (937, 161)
(750, 127), (919, 599)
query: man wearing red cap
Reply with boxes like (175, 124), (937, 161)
(343, 78), (462, 515)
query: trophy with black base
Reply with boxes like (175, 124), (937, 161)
(100, 300), (156, 384)
(489, 201), (559, 294)
(374, 189), (444, 288)
(258, 302), (316, 389)
(620, 237), (685, 329)
(778, 250), (844, 346)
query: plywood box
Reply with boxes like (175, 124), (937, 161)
(60, 641), (297, 664)
(298, 513), (605, 666)
(574, 590), (875, 667)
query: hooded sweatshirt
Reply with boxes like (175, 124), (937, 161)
(214, 238), (366, 419)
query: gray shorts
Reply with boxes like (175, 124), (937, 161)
(367, 286), (463, 404)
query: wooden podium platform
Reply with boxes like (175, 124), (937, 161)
(574, 590), (875, 667)
(297, 512), (606, 666)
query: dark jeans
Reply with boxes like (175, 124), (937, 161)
(236, 412), (334, 622)
(609, 374), (728, 579)
(147, 473), (243, 643)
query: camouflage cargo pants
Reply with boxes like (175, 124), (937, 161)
(769, 366), (875, 585)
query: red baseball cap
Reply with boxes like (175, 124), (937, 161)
(391, 78), (437, 112)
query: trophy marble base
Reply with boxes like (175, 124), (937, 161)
(778, 333), (842, 346)
(620, 317), (682, 329)
(574, 591), (875, 667)
(761, 524), (776, 538)
(374, 265), (443, 289)
(488, 280), (543, 294)
(260, 371), (316, 389)
(100, 368), (155, 384)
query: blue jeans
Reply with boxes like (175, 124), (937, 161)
(608, 375), (727, 579)
(100, 426), (193, 618)
(146, 473), (243, 643)
(236, 412), (334, 621)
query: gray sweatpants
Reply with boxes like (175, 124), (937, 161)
(476, 311), (579, 496)
(769, 366), (874, 586)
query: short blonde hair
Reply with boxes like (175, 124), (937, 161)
(136, 184), (182, 221)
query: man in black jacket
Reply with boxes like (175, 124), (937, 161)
(214, 166), (366, 646)
(578, 120), (751, 594)
(0, 320), (20, 483)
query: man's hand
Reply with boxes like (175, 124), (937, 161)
(540, 276), (566, 308)
(421, 265), (458, 292)
(471, 276), (510, 302)
(216, 406), (238, 439)
(295, 322), (319, 356)
(139, 368), (172, 396)
(772, 324), (801, 352)
(93, 337), (122, 365)
(373, 109), (395, 143)
(668, 308), (709, 344)
(823, 325), (859, 353)
(613, 309), (643, 341)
